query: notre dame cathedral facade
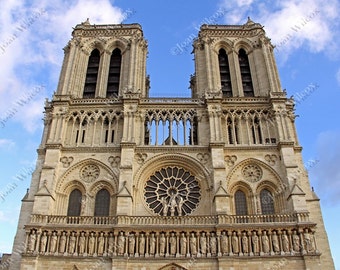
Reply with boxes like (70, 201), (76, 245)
(9, 19), (334, 270)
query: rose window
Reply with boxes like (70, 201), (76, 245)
(144, 167), (201, 216)
(242, 164), (262, 183)
(80, 164), (100, 183)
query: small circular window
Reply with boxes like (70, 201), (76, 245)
(144, 167), (201, 216)
(242, 164), (262, 183)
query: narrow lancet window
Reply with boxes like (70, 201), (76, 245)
(84, 49), (100, 98)
(238, 49), (254, 97)
(235, 190), (248, 215)
(107, 48), (121, 98)
(67, 189), (82, 216)
(260, 189), (275, 214)
(94, 189), (110, 216)
(218, 49), (232, 97)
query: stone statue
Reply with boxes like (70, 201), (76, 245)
(159, 233), (166, 255)
(200, 232), (207, 255)
(272, 231), (280, 252)
(169, 194), (177, 216)
(210, 232), (217, 255)
(262, 231), (270, 253)
(292, 231), (300, 252)
(27, 230), (36, 253)
(88, 232), (95, 255)
(169, 232), (176, 255)
(232, 232), (239, 253)
(161, 197), (168, 216)
(78, 232), (86, 255)
(177, 196), (184, 216)
(69, 232), (76, 254)
(139, 233), (145, 255)
(252, 231), (259, 253)
(128, 234), (135, 255)
(304, 230), (314, 252)
(190, 233), (197, 255)
(221, 231), (228, 254)
(49, 232), (57, 253)
(40, 232), (47, 253)
(108, 233), (114, 254)
(241, 232), (248, 253)
(117, 232), (125, 255)
(282, 231), (289, 252)
(180, 233), (187, 255)
(98, 232), (105, 255)
(149, 233), (156, 255)
(59, 232), (67, 253)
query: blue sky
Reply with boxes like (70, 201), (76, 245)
(0, 0), (339, 268)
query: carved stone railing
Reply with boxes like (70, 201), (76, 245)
(30, 213), (310, 227)
(140, 98), (203, 104)
(71, 98), (120, 104)
(30, 215), (117, 225)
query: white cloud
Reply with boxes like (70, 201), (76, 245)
(0, 139), (15, 149)
(220, 0), (340, 60)
(0, 0), (126, 132)
(310, 130), (340, 205)
(336, 68), (340, 86)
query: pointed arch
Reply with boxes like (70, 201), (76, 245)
(56, 158), (118, 194)
(233, 38), (254, 53)
(226, 158), (283, 190)
(82, 38), (106, 55)
(106, 38), (130, 54)
(212, 38), (234, 54)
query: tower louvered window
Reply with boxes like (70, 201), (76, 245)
(84, 49), (100, 98)
(107, 48), (121, 98)
(238, 49), (254, 97)
(218, 49), (232, 97)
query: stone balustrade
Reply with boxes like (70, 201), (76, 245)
(30, 213), (310, 227)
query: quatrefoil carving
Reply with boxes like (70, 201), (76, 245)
(224, 155), (237, 167)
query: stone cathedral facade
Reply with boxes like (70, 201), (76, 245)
(9, 19), (334, 270)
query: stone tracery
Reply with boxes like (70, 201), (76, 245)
(144, 167), (201, 216)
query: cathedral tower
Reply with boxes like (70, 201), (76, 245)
(9, 19), (334, 270)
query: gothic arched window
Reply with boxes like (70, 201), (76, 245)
(94, 189), (110, 216)
(238, 49), (254, 97)
(218, 48), (232, 97)
(107, 48), (122, 98)
(234, 190), (248, 215)
(84, 49), (100, 98)
(67, 189), (82, 216)
(260, 189), (275, 214)
(251, 116), (263, 144)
